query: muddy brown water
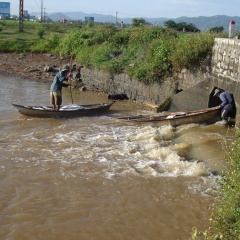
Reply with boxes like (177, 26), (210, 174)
(0, 75), (235, 240)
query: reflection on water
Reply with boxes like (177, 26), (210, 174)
(0, 74), (235, 240)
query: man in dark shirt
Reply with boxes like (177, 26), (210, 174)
(50, 65), (71, 111)
(213, 88), (234, 123)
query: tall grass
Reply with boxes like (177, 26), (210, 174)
(0, 20), (226, 82)
(56, 26), (224, 83)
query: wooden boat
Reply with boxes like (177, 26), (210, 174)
(12, 101), (115, 118)
(117, 107), (221, 127)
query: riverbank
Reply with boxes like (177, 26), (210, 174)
(0, 52), (69, 82)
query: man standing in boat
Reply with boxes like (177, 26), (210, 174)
(50, 65), (71, 111)
(213, 88), (236, 124)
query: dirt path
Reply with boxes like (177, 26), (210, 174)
(0, 52), (70, 82)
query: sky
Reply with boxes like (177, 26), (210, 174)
(7, 0), (240, 19)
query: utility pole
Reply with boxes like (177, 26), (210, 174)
(44, 8), (46, 23)
(19, 0), (24, 32)
(41, 0), (43, 23)
(115, 12), (118, 26)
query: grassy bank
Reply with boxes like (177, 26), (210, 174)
(192, 130), (240, 240)
(0, 20), (225, 83)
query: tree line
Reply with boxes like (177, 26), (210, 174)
(132, 18), (224, 33)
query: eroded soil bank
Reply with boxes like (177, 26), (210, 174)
(0, 52), (69, 82)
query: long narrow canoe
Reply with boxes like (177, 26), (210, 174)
(12, 101), (115, 118)
(117, 107), (222, 127)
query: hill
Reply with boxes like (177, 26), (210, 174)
(173, 15), (240, 31)
(42, 11), (240, 31)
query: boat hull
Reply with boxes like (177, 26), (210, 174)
(12, 101), (115, 118)
(117, 107), (221, 127)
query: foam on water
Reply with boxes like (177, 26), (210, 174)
(1, 117), (221, 183)
(34, 123), (213, 178)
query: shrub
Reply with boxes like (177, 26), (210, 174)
(170, 32), (217, 71)
(43, 33), (60, 53)
(0, 40), (29, 52)
(0, 40), (14, 51)
(30, 33), (60, 53)
(10, 42), (26, 52)
(57, 29), (90, 56)
(76, 47), (94, 68)
(91, 43), (113, 66)
(36, 28), (45, 39)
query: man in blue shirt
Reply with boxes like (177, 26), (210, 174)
(50, 65), (71, 111)
(213, 88), (234, 123)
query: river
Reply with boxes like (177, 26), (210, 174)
(0, 74), (235, 240)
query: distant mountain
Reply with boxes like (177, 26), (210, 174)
(46, 12), (68, 21)
(46, 11), (169, 25)
(173, 15), (240, 31)
(37, 11), (240, 31)
(45, 11), (133, 24)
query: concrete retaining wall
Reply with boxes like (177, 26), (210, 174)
(81, 68), (172, 105)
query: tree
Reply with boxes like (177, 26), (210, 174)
(164, 20), (200, 32)
(132, 18), (150, 27)
(164, 20), (177, 29)
(209, 26), (224, 33)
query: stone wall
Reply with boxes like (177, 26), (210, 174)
(211, 38), (240, 82)
(210, 38), (240, 106)
(81, 65), (210, 107)
(81, 68), (172, 105)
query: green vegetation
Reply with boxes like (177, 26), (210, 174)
(192, 131), (240, 240)
(36, 28), (46, 39)
(0, 20), (226, 83)
(54, 25), (224, 83)
(164, 19), (200, 32)
(209, 26), (225, 33)
(132, 18), (150, 27)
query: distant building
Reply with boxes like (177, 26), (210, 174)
(23, 10), (30, 20)
(61, 18), (67, 23)
(0, 2), (10, 16)
(29, 15), (37, 21)
(10, 15), (18, 20)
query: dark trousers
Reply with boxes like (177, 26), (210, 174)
(221, 103), (233, 120)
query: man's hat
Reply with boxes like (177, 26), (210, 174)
(213, 88), (221, 96)
(61, 65), (70, 72)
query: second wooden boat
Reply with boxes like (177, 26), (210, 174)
(117, 107), (221, 127)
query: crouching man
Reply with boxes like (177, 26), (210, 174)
(213, 88), (235, 124)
